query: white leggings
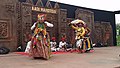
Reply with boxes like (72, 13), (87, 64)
(76, 39), (83, 48)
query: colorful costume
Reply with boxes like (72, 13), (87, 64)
(29, 14), (53, 59)
(69, 19), (93, 53)
(82, 27), (93, 52)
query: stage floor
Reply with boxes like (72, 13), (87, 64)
(0, 46), (120, 68)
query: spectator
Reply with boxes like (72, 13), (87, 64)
(50, 37), (57, 52)
(59, 37), (67, 51)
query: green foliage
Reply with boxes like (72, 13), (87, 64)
(116, 24), (120, 46)
(116, 35), (120, 46)
(116, 23), (120, 30)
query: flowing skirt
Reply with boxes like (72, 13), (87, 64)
(29, 35), (51, 60)
(81, 38), (94, 52)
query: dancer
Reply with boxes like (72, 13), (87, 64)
(69, 19), (93, 53)
(29, 14), (53, 59)
(82, 25), (94, 52)
(69, 19), (85, 53)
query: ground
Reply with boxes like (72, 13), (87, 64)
(0, 47), (120, 68)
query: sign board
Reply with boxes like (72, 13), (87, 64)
(32, 6), (57, 14)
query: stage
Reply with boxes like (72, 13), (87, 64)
(0, 47), (120, 68)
